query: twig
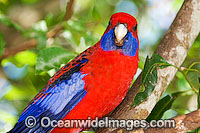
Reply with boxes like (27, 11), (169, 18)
(1, 39), (37, 60)
(186, 61), (200, 74)
(170, 64), (198, 94)
(64, 0), (74, 21)
(46, 24), (63, 38)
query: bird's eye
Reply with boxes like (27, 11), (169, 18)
(133, 24), (137, 31)
(124, 23), (127, 28)
(108, 20), (112, 26)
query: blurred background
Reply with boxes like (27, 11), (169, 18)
(0, 0), (199, 132)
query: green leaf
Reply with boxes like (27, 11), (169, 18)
(132, 54), (170, 107)
(35, 31), (47, 50)
(23, 20), (48, 50)
(45, 13), (55, 28)
(23, 29), (47, 50)
(146, 91), (183, 122)
(15, 51), (37, 66)
(146, 95), (175, 122)
(35, 47), (76, 74)
(92, 7), (101, 20)
(0, 13), (23, 32)
(0, 33), (6, 57)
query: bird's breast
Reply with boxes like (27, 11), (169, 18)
(80, 49), (139, 115)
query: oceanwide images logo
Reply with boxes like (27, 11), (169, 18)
(25, 116), (176, 130)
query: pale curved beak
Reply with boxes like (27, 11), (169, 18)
(114, 23), (128, 46)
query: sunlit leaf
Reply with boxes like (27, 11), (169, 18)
(92, 7), (101, 20)
(45, 13), (55, 28)
(15, 51), (37, 66)
(0, 0), (8, 4)
(35, 47), (76, 74)
(176, 71), (190, 91)
(188, 71), (199, 90)
(188, 41), (200, 58)
(3, 85), (37, 100)
(138, 59), (144, 70)
(172, 0), (184, 10)
(132, 54), (170, 106)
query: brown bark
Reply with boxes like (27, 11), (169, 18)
(98, 0), (200, 132)
(1, 39), (37, 60)
(64, 0), (74, 21)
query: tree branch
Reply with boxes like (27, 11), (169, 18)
(0, 39), (37, 60)
(133, 109), (200, 133)
(98, 0), (200, 132)
(64, 0), (74, 21)
(46, 0), (74, 38)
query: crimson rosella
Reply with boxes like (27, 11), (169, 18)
(10, 12), (139, 133)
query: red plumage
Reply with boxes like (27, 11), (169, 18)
(53, 12), (139, 133)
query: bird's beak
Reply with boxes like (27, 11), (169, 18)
(114, 23), (128, 46)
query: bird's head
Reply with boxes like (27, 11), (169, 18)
(100, 12), (139, 57)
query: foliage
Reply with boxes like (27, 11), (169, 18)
(35, 47), (76, 74)
(0, 13), (23, 32)
(145, 60), (200, 124)
(133, 53), (200, 109)
(132, 54), (170, 106)
(146, 91), (191, 121)
(0, 33), (6, 57)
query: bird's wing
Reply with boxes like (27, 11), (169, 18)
(12, 52), (89, 133)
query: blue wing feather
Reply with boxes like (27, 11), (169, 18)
(11, 55), (89, 133)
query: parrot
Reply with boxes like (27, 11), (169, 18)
(10, 12), (139, 133)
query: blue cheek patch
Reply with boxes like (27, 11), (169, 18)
(101, 28), (138, 56)
(122, 32), (138, 56)
(101, 29), (116, 51)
